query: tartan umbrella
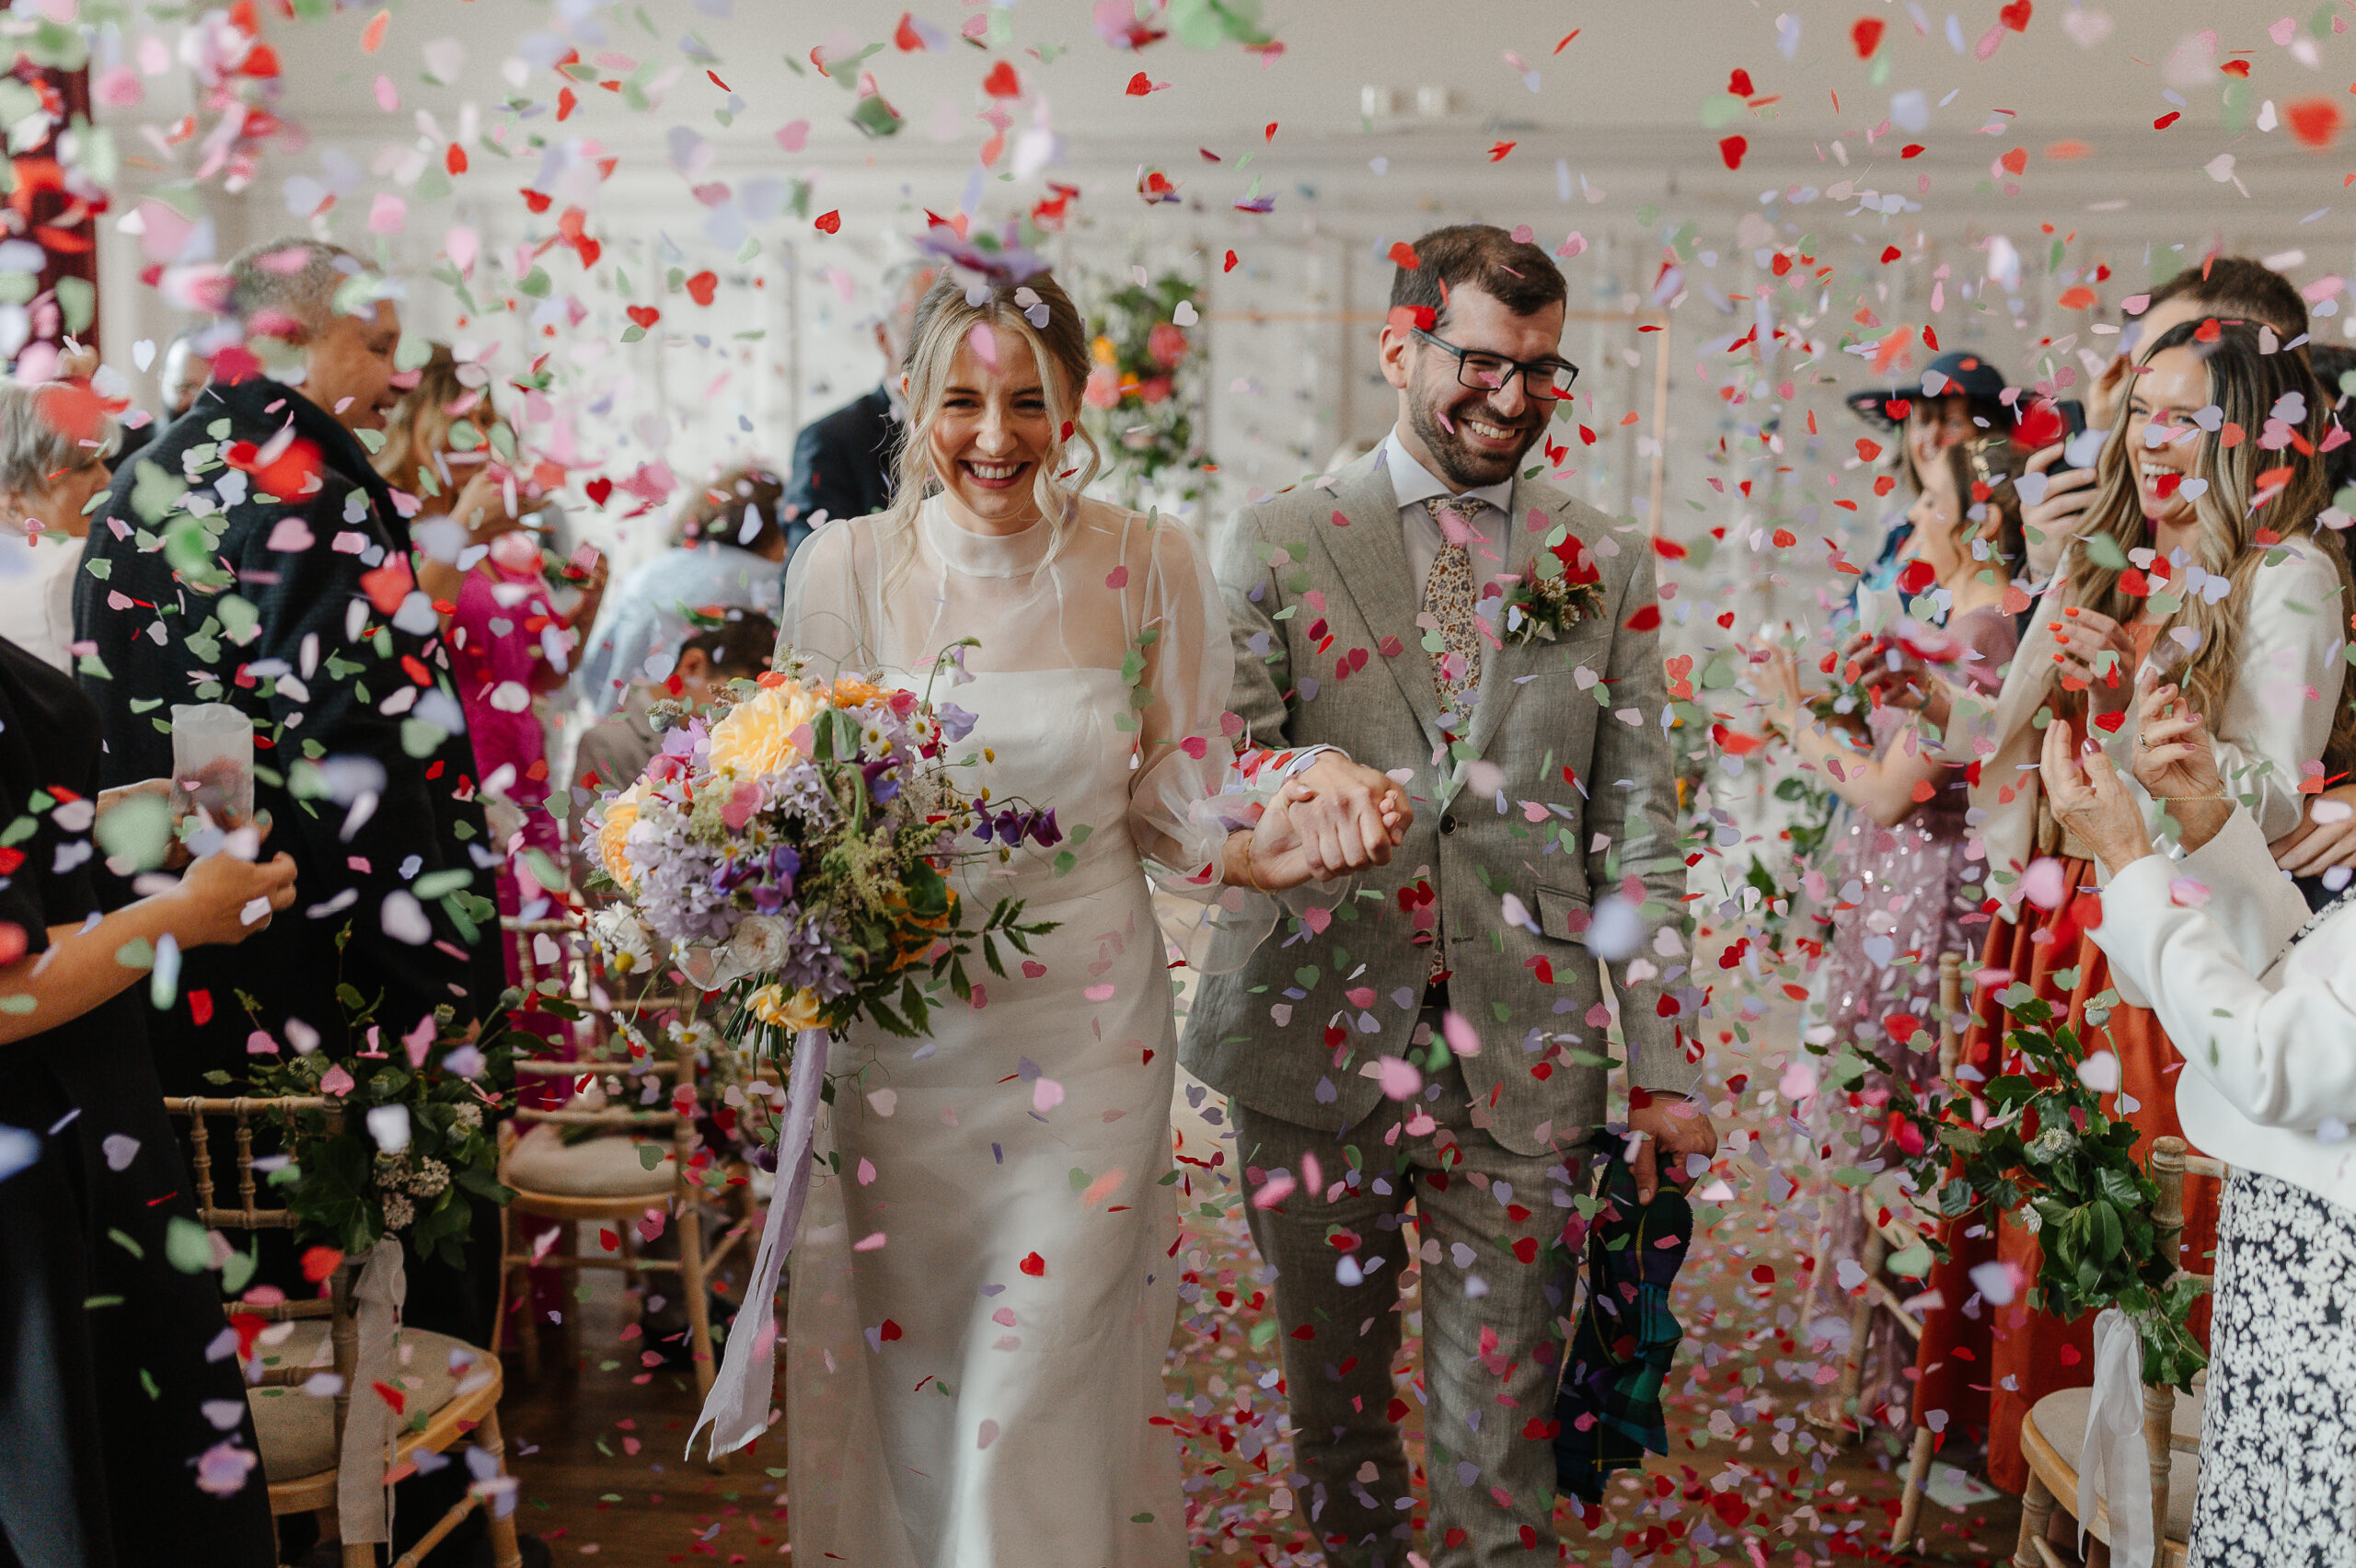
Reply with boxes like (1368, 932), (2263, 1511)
(1552, 1158), (1693, 1503)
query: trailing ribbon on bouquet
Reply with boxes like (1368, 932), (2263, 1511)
(2078, 1308), (2155, 1568)
(689, 1026), (831, 1460)
(339, 1238), (408, 1545)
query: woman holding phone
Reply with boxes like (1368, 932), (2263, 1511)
(1899, 319), (2356, 1497)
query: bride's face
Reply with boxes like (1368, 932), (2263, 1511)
(919, 324), (1057, 533)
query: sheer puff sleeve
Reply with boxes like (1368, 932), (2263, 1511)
(1119, 512), (1324, 973)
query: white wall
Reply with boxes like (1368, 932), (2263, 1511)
(83, 0), (2356, 629)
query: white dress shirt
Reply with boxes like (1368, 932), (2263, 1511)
(0, 528), (80, 671)
(1377, 430), (1518, 595)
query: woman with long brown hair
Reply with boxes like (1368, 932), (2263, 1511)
(1911, 317), (2356, 1498)
(764, 262), (1404, 1565)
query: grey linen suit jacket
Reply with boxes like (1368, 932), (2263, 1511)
(1180, 448), (1703, 1158)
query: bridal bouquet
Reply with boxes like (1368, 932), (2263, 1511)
(582, 645), (1056, 1066)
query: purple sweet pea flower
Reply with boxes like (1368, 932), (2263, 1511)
(938, 701), (978, 743)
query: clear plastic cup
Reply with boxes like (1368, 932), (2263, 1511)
(169, 703), (254, 829)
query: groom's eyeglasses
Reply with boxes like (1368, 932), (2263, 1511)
(1411, 328), (1580, 402)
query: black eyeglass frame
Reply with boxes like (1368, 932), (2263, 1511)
(1410, 327), (1581, 402)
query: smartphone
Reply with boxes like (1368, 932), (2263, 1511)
(2057, 399), (2088, 439)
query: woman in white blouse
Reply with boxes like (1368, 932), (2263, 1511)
(2046, 674), (2356, 1566)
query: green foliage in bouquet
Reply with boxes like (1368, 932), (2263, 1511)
(1081, 270), (1210, 507)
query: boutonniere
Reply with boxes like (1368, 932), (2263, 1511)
(1499, 522), (1607, 644)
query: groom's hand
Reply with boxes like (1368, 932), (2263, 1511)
(1626, 1090), (1719, 1205)
(1288, 755), (1412, 876)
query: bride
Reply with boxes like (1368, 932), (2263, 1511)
(771, 261), (1408, 1564)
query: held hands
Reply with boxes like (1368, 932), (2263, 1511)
(2048, 605), (2138, 718)
(1238, 755), (1412, 890)
(2038, 715), (2152, 877)
(1627, 1091), (1720, 1206)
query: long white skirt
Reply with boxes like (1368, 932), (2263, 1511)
(785, 859), (1187, 1567)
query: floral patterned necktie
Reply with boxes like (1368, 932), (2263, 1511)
(1420, 495), (1487, 985)
(1422, 496), (1485, 720)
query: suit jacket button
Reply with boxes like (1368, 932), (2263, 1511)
(1440, 814), (1457, 836)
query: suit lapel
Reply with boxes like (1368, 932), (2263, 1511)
(1303, 452), (1446, 753)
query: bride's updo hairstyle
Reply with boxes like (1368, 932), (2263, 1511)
(878, 268), (1104, 559)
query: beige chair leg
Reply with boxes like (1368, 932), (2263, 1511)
(342, 1537), (376, 1568)
(475, 1403), (525, 1568)
(1824, 1217), (1886, 1445)
(1891, 1424), (1934, 1551)
(2014, 1470), (2058, 1568)
(676, 1186), (726, 1471)
(491, 1202), (514, 1358)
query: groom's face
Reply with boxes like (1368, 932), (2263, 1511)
(1386, 283), (1565, 490)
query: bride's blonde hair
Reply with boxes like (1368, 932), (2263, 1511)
(875, 269), (1103, 582)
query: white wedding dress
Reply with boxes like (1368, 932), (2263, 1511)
(773, 493), (1263, 1567)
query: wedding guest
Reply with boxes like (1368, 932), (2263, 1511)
(2019, 257), (2311, 601)
(2049, 677), (2356, 1567)
(573, 610), (775, 799)
(73, 236), (508, 1113)
(0, 382), (113, 670)
(573, 465), (784, 716)
(377, 346), (606, 976)
(1756, 436), (2024, 1435)
(780, 264), (936, 561)
(1911, 318), (2356, 1496)
(0, 630), (296, 1568)
(1843, 349), (2011, 602)
(2269, 339), (2356, 905)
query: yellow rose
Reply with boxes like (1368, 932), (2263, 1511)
(747, 983), (824, 1032)
(596, 784), (642, 891)
(707, 680), (825, 778)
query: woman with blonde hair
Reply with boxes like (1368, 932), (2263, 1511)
(1909, 317), (2356, 1497)
(763, 261), (1405, 1565)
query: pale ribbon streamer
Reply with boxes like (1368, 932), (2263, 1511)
(338, 1237), (408, 1545)
(689, 1026), (831, 1460)
(2078, 1307), (2156, 1568)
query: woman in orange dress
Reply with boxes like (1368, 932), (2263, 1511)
(1893, 319), (2356, 1493)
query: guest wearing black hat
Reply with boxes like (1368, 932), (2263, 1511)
(1844, 348), (2015, 611)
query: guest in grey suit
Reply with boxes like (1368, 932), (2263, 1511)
(1183, 225), (1718, 1566)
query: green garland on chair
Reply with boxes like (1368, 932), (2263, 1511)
(215, 948), (523, 1269)
(1859, 985), (2209, 1392)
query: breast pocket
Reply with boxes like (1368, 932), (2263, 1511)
(1534, 883), (1592, 944)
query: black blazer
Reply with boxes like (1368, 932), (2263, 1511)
(783, 385), (897, 555)
(71, 375), (503, 1092)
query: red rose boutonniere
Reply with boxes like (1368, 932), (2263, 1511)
(1500, 523), (1607, 644)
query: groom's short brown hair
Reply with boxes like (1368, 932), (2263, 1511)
(1392, 225), (1566, 329)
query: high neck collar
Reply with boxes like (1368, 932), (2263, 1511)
(919, 492), (1055, 578)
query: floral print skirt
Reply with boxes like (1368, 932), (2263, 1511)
(2189, 1169), (2356, 1567)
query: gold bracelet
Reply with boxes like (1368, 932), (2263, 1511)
(2155, 793), (2228, 802)
(1234, 834), (1264, 894)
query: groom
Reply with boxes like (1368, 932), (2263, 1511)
(1184, 224), (1717, 1565)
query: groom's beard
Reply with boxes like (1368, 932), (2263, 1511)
(1407, 386), (1544, 490)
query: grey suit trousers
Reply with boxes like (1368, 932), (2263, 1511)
(1231, 1000), (1590, 1568)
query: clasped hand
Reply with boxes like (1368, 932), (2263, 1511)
(1240, 755), (1413, 890)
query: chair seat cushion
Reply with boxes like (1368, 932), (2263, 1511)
(502, 1121), (676, 1198)
(2026, 1384), (2203, 1543)
(246, 1321), (487, 1483)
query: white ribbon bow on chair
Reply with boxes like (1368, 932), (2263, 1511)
(2079, 1308), (2156, 1568)
(339, 1237), (408, 1546)
(689, 1026), (831, 1461)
